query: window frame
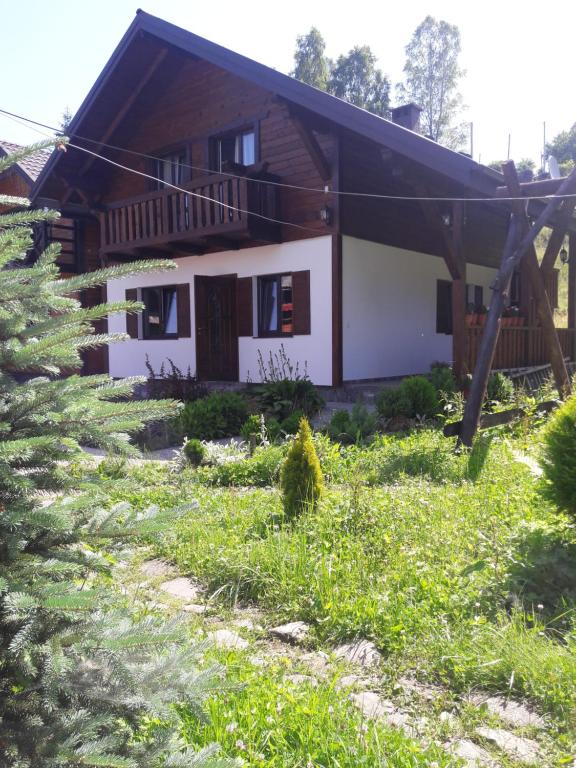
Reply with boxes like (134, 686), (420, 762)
(209, 120), (260, 173)
(141, 284), (180, 340)
(148, 143), (191, 191)
(257, 272), (293, 338)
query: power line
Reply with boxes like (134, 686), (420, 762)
(1, 105), (576, 205)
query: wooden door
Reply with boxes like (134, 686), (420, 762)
(195, 275), (239, 380)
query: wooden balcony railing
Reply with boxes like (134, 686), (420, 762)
(99, 173), (279, 255)
(466, 326), (576, 371)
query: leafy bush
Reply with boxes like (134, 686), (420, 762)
(196, 444), (286, 487)
(486, 372), (514, 406)
(327, 402), (377, 443)
(145, 356), (208, 401)
(376, 376), (439, 420)
(542, 395), (576, 515)
(280, 408), (305, 435)
(429, 362), (456, 399)
(256, 379), (324, 421)
(96, 455), (128, 479)
(183, 438), (206, 467)
(179, 392), (248, 440)
(280, 417), (324, 519)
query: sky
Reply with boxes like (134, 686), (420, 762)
(1, 0), (574, 168)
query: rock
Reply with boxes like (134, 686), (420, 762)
(334, 639), (382, 667)
(269, 621), (310, 644)
(283, 674), (318, 687)
(439, 710), (457, 727)
(476, 727), (540, 764)
(232, 618), (259, 630)
(159, 577), (201, 601)
(446, 739), (499, 767)
(397, 675), (442, 701)
(139, 559), (175, 579)
(249, 655), (266, 667)
(477, 695), (546, 729)
(350, 691), (395, 720)
(336, 674), (360, 689)
(300, 651), (330, 674)
(181, 603), (207, 614)
(207, 629), (249, 650)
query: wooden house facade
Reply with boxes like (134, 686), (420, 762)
(32, 11), (576, 386)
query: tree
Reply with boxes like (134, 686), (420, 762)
(547, 123), (576, 175)
(280, 417), (323, 520)
(328, 46), (390, 117)
(291, 27), (331, 90)
(0, 142), (230, 767)
(397, 15), (466, 148)
(59, 106), (74, 133)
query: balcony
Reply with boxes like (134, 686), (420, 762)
(466, 325), (576, 371)
(99, 173), (280, 257)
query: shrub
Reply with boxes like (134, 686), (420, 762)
(96, 455), (128, 479)
(376, 376), (439, 420)
(542, 395), (576, 515)
(197, 444), (286, 487)
(145, 356), (208, 401)
(486, 372), (514, 406)
(280, 408), (305, 434)
(280, 417), (324, 519)
(183, 437), (206, 467)
(429, 362), (456, 399)
(179, 391), (248, 440)
(328, 402), (377, 443)
(256, 378), (324, 421)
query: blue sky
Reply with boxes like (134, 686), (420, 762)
(1, 0), (574, 166)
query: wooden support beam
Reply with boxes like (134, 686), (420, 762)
(540, 198), (576, 276)
(459, 162), (576, 447)
(502, 163), (570, 397)
(569, 233), (576, 360)
(415, 185), (462, 279)
(79, 47), (167, 176)
(451, 201), (467, 379)
(495, 176), (568, 198)
(288, 110), (332, 182)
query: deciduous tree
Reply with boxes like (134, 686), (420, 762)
(328, 46), (390, 117)
(397, 16), (466, 148)
(291, 27), (331, 90)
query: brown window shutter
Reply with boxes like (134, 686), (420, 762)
(292, 270), (311, 335)
(176, 283), (191, 337)
(125, 288), (139, 339)
(236, 277), (253, 337)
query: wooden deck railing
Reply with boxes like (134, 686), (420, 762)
(99, 173), (278, 254)
(466, 326), (576, 371)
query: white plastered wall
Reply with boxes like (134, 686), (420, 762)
(342, 235), (497, 380)
(106, 236), (333, 385)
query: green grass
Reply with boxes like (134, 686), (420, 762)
(179, 649), (451, 767)
(105, 425), (576, 760)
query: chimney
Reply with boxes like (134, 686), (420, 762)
(391, 103), (422, 132)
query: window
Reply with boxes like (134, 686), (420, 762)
(258, 274), (293, 336)
(436, 279), (453, 334)
(213, 128), (256, 172)
(466, 283), (484, 310)
(155, 150), (186, 189)
(142, 286), (178, 339)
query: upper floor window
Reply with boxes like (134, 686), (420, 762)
(155, 150), (186, 189)
(142, 285), (178, 339)
(213, 128), (256, 173)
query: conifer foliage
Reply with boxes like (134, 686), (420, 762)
(0, 143), (230, 767)
(280, 417), (323, 519)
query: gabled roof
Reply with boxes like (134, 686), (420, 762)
(33, 9), (503, 200)
(1, 140), (51, 184)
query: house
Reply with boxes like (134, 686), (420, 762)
(31, 11), (576, 387)
(0, 140), (51, 205)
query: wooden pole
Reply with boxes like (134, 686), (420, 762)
(459, 216), (520, 446)
(502, 162), (570, 396)
(451, 201), (467, 380)
(459, 163), (576, 447)
(569, 232), (576, 362)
